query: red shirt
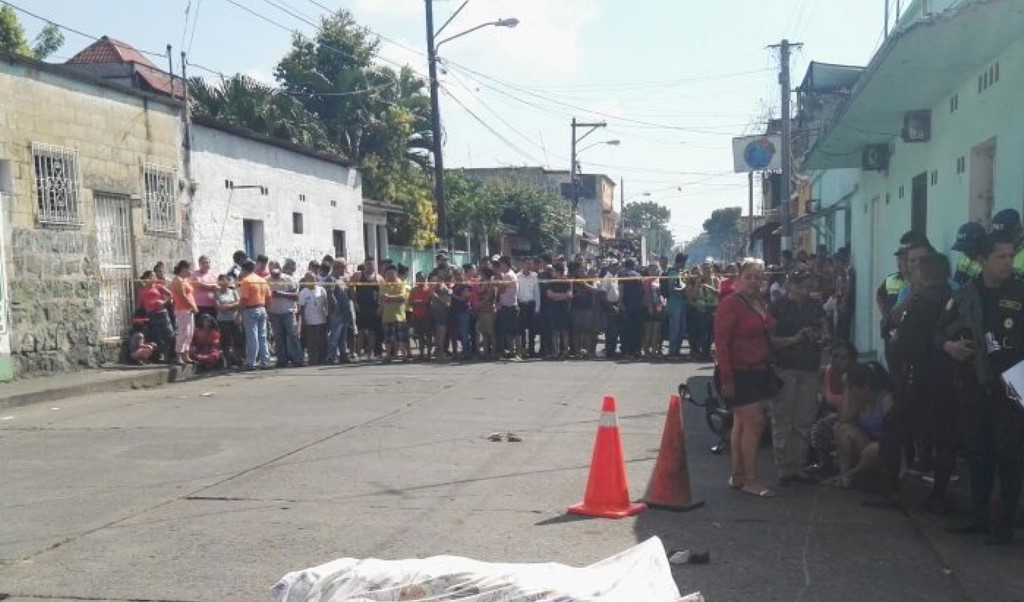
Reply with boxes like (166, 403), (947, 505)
(138, 285), (169, 313)
(719, 278), (736, 299)
(714, 293), (775, 384)
(409, 287), (432, 321)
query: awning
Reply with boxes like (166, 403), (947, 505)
(750, 222), (781, 240)
(805, 0), (1024, 170)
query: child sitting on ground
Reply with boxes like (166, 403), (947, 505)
(129, 311), (158, 364)
(190, 314), (223, 370)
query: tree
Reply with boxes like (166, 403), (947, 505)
(478, 178), (572, 253)
(622, 200), (674, 258)
(684, 207), (745, 262)
(274, 10), (436, 246)
(0, 7), (64, 60)
(188, 75), (330, 150)
(445, 172), (502, 242)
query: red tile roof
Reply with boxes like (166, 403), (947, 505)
(66, 36), (159, 69)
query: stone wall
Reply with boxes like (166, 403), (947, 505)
(0, 58), (189, 379)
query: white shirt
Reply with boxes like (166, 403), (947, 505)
(298, 286), (328, 326)
(517, 272), (540, 306)
(598, 272), (620, 303)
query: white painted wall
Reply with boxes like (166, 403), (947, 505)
(188, 125), (365, 274)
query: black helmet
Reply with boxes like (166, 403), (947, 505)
(952, 221), (986, 253)
(991, 208), (1022, 234)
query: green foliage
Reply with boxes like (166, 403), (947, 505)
(445, 172), (501, 240)
(685, 207), (745, 262)
(31, 24), (63, 60)
(188, 75), (330, 150)
(0, 7), (63, 60)
(273, 10), (435, 246)
(623, 200), (674, 258)
(478, 178), (572, 253)
(622, 201), (671, 231)
(702, 207), (742, 236)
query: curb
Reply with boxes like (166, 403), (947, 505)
(0, 368), (173, 411)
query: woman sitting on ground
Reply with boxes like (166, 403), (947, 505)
(823, 361), (893, 489)
(808, 340), (858, 477)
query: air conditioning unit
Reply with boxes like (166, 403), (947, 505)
(862, 144), (891, 172)
(902, 110), (931, 143)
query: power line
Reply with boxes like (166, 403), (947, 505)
(438, 83), (544, 165)
(0, 0), (169, 58)
(186, 0), (204, 55)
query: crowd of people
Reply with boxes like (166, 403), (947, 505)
(126, 211), (1024, 544)
(128, 247), (851, 369)
(714, 208), (1024, 547)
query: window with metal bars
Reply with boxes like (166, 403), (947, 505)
(32, 142), (82, 226)
(144, 164), (178, 234)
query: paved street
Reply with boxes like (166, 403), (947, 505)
(2, 361), (1024, 601)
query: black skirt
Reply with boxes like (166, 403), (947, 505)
(715, 367), (780, 409)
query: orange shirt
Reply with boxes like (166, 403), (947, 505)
(170, 277), (197, 312)
(239, 273), (270, 307)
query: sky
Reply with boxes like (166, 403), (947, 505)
(16, 0), (889, 245)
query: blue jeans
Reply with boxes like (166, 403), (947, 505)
(667, 300), (687, 356)
(327, 313), (350, 362)
(454, 312), (472, 358)
(269, 312), (301, 366)
(242, 307), (270, 368)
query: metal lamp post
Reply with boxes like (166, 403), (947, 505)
(425, 1), (518, 247)
(569, 117), (619, 253)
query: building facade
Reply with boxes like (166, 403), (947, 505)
(0, 52), (188, 379)
(805, 0), (1024, 357)
(188, 119), (364, 274)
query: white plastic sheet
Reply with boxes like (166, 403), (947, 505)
(272, 536), (702, 602)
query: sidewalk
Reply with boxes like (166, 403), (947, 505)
(0, 364), (186, 410)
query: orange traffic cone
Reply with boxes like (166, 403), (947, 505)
(643, 394), (704, 512)
(568, 395), (647, 519)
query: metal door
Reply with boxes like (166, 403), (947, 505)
(94, 194), (134, 339)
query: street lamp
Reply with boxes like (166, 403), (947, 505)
(570, 117), (620, 253)
(425, 1), (519, 246)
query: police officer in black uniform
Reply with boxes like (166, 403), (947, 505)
(871, 250), (953, 509)
(940, 232), (1024, 544)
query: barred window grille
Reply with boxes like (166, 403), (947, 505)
(144, 164), (178, 233)
(32, 142), (82, 225)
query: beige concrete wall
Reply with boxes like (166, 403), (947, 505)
(0, 59), (188, 376)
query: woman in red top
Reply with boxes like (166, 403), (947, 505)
(137, 270), (173, 361)
(714, 258), (776, 498)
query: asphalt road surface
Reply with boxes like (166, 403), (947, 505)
(2, 360), (1023, 601)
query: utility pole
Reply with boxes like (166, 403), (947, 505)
(772, 38), (801, 253)
(884, 0), (890, 38)
(619, 176), (624, 238)
(425, 0), (448, 246)
(748, 171), (754, 255)
(569, 117), (606, 254)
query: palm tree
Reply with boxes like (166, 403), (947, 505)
(188, 75), (332, 153)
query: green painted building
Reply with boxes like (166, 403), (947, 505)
(804, 0), (1024, 357)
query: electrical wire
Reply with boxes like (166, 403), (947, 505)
(0, 0), (169, 58)
(186, 0), (204, 55)
(439, 84), (544, 165)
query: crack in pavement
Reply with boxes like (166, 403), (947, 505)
(0, 387), (443, 571)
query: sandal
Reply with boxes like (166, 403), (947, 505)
(740, 485), (776, 498)
(728, 475), (744, 490)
